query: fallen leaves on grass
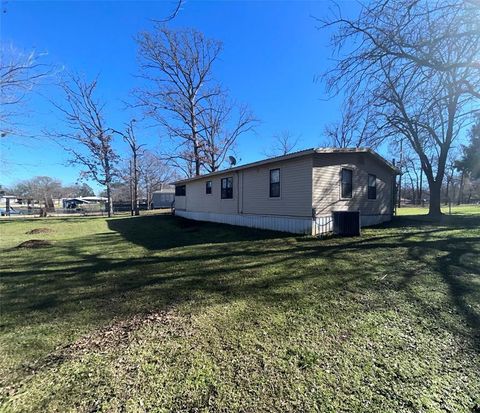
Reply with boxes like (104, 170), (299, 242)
(15, 240), (53, 249)
(64, 310), (177, 354)
(27, 309), (178, 373)
(25, 228), (54, 235)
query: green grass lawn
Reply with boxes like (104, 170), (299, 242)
(0, 212), (479, 412)
(396, 204), (480, 216)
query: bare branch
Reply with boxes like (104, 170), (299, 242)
(320, 0), (480, 217)
(48, 73), (118, 216)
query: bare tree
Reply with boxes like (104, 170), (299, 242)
(136, 26), (222, 177)
(263, 130), (301, 157)
(198, 95), (257, 172)
(138, 151), (176, 208)
(51, 74), (117, 217)
(152, 0), (183, 23)
(0, 45), (49, 137)
(442, 147), (462, 205)
(323, 98), (372, 148)
(320, 0), (480, 218)
(11, 176), (62, 214)
(63, 182), (95, 198)
(455, 114), (480, 204)
(111, 120), (145, 215)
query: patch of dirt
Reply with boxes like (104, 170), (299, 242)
(26, 228), (53, 235)
(15, 239), (53, 249)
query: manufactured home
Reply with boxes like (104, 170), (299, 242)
(173, 148), (398, 235)
(151, 188), (175, 209)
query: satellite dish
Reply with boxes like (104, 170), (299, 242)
(228, 156), (237, 167)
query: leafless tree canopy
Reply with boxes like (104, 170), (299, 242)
(136, 26), (257, 177)
(323, 98), (371, 148)
(320, 0), (480, 217)
(51, 74), (117, 216)
(263, 130), (301, 157)
(136, 26), (222, 176)
(0, 46), (49, 137)
(11, 176), (63, 203)
(138, 151), (177, 208)
(111, 120), (145, 215)
(198, 95), (257, 172)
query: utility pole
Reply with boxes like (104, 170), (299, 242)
(419, 167), (423, 206)
(397, 138), (403, 208)
(111, 120), (144, 217)
(129, 159), (134, 216)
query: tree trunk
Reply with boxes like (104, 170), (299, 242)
(457, 171), (464, 205)
(145, 181), (151, 210)
(133, 152), (139, 216)
(428, 181), (442, 218)
(106, 183), (113, 218)
(397, 173), (402, 208)
(445, 179), (450, 206)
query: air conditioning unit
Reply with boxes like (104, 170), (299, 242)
(332, 211), (361, 236)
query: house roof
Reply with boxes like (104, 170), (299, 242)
(172, 147), (400, 185)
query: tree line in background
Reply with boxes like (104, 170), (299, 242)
(0, 177), (94, 202)
(0, 149), (176, 210)
(321, 0), (479, 216)
(1, 24), (259, 217)
(398, 115), (480, 206)
(1, 0), (479, 218)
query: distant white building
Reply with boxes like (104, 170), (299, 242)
(151, 188), (175, 208)
(62, 197), (107, 209)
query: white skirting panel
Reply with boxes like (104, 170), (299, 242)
(175, 210), (313, 234)
(313, 216), (334, 235)
(176, 210), (392, 235)
(313, 213), (392, 235)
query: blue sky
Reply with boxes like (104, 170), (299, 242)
(1, 0), (360, 193)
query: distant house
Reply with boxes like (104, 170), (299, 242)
(62, 197), (107, 209)
(0, 195), (21, 216)
(151, 188), (175, 208)
(173, 148), (399, 235)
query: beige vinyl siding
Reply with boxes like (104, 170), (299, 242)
(177, 155), (314, 218)
(312, 152), (393, 216)
(182, 173), (239, 214)
(175, 193), (186, 210)
(241, 156), (313, 217)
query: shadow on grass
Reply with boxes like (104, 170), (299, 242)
(106, 214), (290, 251)
(1, 212), (479, 360)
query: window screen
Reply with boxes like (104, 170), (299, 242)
(341, 169), (353, 198)
(175, 185), (186, 196)
(368, 174), (377, 200)
(270, 169), (280, 197)
(221, 177), (233, 199)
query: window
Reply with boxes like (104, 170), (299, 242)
(206, 181), (212, 194)
(175, 185), (186, 196)
(368, 174), (377, 200)
(270, 168), (280, 197)
(221, 177), (233, 199)
(341, 168), (353, 198)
